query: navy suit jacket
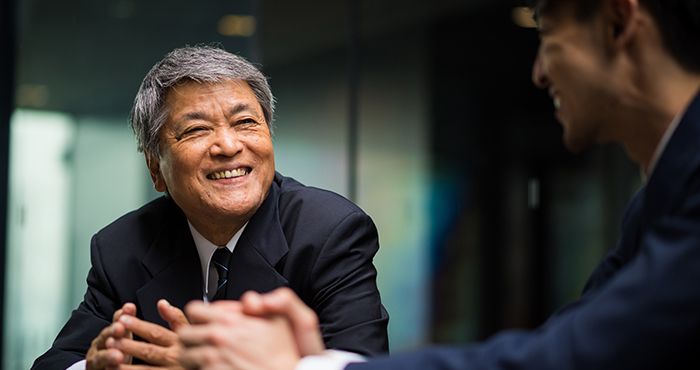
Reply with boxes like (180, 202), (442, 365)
(352, 94), (700, 370)
(32, 173), (389, 370)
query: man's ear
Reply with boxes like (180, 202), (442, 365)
(605, 0), (641, 51)
(145, 152), (167, 193)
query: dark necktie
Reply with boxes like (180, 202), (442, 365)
(211, 247), (232, 301)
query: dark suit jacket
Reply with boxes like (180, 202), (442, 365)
(32, 173), (389, 370)
(351, 94), (700, 370)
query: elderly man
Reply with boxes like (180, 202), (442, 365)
(31, 46), (388, 370)
(178, 0), (700, 369)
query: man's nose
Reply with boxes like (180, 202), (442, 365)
(532, 54), (549, 89)
(210, 128), (243, 156)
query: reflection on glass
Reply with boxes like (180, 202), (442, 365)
(4, 110), (74, 370)
(3, 110), (152, 369)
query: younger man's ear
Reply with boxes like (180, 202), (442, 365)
(606, 0), (641, 50)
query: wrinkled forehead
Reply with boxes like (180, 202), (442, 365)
(162, 78), (257, 108)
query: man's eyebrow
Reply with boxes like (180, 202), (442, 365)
(177, 103), (261, 123)
(180, 111), (208, 122)
(228, 103), (261, 119)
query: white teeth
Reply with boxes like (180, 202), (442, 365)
(553, 97), (561, 109)
(208, 168), (248, 180)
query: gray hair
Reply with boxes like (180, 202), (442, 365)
(130, 45), (275, 156)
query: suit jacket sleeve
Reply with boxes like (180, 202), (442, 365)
(305, 211), (389, 356)
(349, 176), (700, 369)
(31, 234), (121, 370)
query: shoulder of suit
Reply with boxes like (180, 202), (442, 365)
(94, 196), (184, 241)
(274, 172), (367, 218)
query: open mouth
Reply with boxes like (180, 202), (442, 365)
(207, 167), (251, 180)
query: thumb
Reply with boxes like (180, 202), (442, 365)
(158, 299), (190, 331)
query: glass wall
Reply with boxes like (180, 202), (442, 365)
(4, 110), (150, 369)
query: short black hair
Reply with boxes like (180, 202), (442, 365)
(529, 0), (604, 20)
(529, 0), (700, 73)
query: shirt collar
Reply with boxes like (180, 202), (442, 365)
(188, 220), (248, 300)
(645, 109), (686, 182)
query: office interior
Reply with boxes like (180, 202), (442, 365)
(0, 0), (642, 368)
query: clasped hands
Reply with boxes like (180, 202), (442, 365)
(86, 288), (325, 370)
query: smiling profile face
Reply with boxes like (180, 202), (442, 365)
(532, 2), (620, 152)
(147, 79), (275, 241)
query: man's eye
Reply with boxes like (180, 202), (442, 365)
(176, 127), (206, 140)
(185, 127), (206, 134)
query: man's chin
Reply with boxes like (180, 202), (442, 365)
(562, 133), (592, 154)
(218, 197), (266, 218)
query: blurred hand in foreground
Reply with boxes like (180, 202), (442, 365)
(179, 296), (305, 370)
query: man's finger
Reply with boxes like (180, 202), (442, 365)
(158, 299), (190, 331)
(118, 315), (178, 346)
(242, 287), (325, 356)
(183, 300), (243, 325)
(177, 324), (226, 347)
(113, 302), (137, 323)
(179, 344), (223, 370)
(93, 322), (129, 350)
(113, 309), (124, 324)
(107, 337), (179, 366)
(122, 303), (137, 317)
(239, 290), (265, 315)
(86, 348), (125, 370)
(108, 364), (183, 370)
(86, 321), (133, 370)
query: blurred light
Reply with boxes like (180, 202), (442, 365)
(528, 177), (540, 210)
(217, 15), (256, 37)
(16, 84), (50, 108)
(512, 7), (537, 28)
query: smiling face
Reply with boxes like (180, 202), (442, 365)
(532, 2), (619, 152)
(147, 79), (275, 242)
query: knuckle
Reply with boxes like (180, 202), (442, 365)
(202, 347), (221, 365)
(141, 345), (160, 362)
(166, 346), (184, 365)
(278, 287), (294, 299)
(209, 329), (229, 345)
(301, 310), (319, 326)
(150, 329), (165, 342)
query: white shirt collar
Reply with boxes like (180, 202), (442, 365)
(645, 108), (686, 182)
(187, 221), (248, 301)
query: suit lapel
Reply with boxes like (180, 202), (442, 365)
(583, 92), (700, 294)
(225, 176), (290, 300)
(136, 203), (203, 327)
(134, 173), (291, 320)
(641, 92), (700, 233)
(582, 187), (645, 293)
